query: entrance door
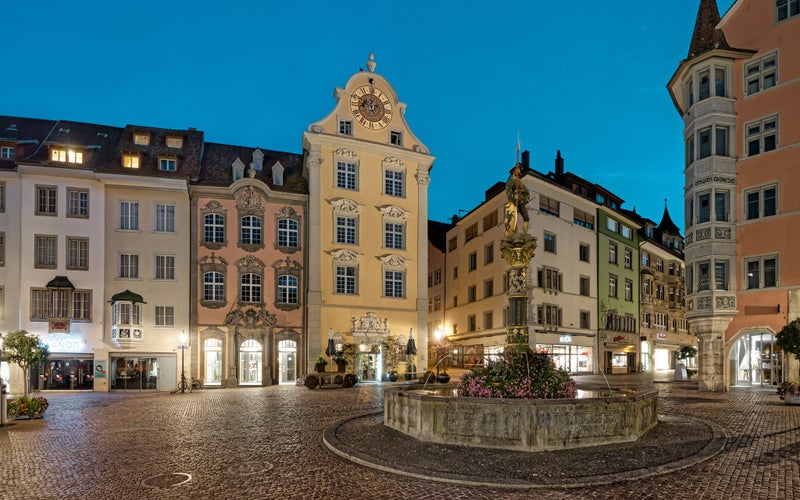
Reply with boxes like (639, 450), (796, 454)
(357, 353), (380, 381)
(278, 340), (297, 384)
(729, 332), (779, 387)
(239, 339), (263, 385)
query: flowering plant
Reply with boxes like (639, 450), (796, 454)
(7, 395), (49, 418)
(777, 381), (799, 399)
(457, 350), (575, 399)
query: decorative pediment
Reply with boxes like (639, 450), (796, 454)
(350, 311), (390, 344)
(379, 205), (408, 221)
(379, 254), (407, 270)
(199, 253), (228, 267)
(334, 148), (358, 160)
(331, 198), (362, 214)
(235, 186), (263, 210)
(278, 206), (298, 217)
(382, 157), (405, 168)
(331, 249), (360, 264)
(225, 305), (277, 327)
(236, 255), (265, 273)
(203, 200), (224, 211)
(273, 256), (301, 272)
(200, 326), (225, 339)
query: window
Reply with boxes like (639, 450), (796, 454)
(120, 253), (139, 278)
(483, 210), (498, 230)
(625, 279), (633, 301)
(453, 266), (458, 279)
(484, 243), (494, 264)
(642, 251), (650, 267)
(159, 157), (177, 171)
(698, 261), (710, 291)
(338, 120), (353, 135)
(133, 132), (149, 145)
(204, 213), (225, 244)
(155, 255), (175, 280)
(484, 311), (493, 330)
(698, 192), (711, 223)
(715, 67), (727, 98)
(433, 295), (441, 311)
(609, 275), (618, 297)
(385, 170), (404, 197)
(155, 204), (175, 232)
(0, 232), (4, 266)
(716, 127), (729, 156)
(777, 0), (800, 20)
(686, 264), (694, 294)
(51, 148), (83, 164)
(624, 249), (632, 269)
(336, 161), (357, 190)
(448, 237), (457, 252)
(580, 311), (590, 329)
(573, 208), (594, 229)
(32, 288), (92, 321)
(687, 135), (695, 165)
(580, 276), (590, 296)
(746, 256), (777, 289)
(67, 189), (89, 218)
(336, 216), (357, 244)
(240, 273), (262, 302)
(1, 146), (14, 159)
(538, 267), (562, 292)
(745, 185), (777, 220)
(643, 278), (652, 296)
(120, 202), (139, 230)
(434, 269), (442, 285)
(745, 52), (777, 95)
(609, 242), (618, 264)
(166, 136), (183, 148)
(35, 235), (57, 268)
(0, 182), (4, 212)
(539, 195), (559, 216)
(122, 153), (140, 169)
(277, 219), (299, 248)
(715, 191), (729, 221)
(621, 225), (632, 240)
(384, 271), (404, 298)
(465, 223), (478, 242)
(468, 315), (477, 332)
(155, 305), (174, 327)
(36, 186), (57, 215)
(698, 69), (710, 101)
(746, 116), (778, 157)
(468, 252), (477, 271)
(66, 237), (89, 270)
(606, 217), (618, 232)
(390, 130), (403, 145)
(278, 275), (299, 304)
(537, 304), (562, 326)
(204, 272), (225, 301)
(336, 266), (357, 294)
(656, 258), (664, 272)
(241, 216), (262, 245)
(72, 290), (91, 320)
(385, 222), (404, 249)
(579, 243), (590, 262)
(468, 285), (476, 302)
(544, 233), (556, 253)
(484, 279), (494, 298)
(111, 302), (142, 326)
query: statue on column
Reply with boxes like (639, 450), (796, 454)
(504, 162), (530, 237)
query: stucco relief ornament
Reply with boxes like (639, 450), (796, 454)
(331, 198), (361, 214)
(383, 157), (404, 168)
(380, 205), (408, 220)
(331, 249), (359, 264)
(334, 148), (358, 160)
(380, 254), (407, 269)
(203, 200), (223, 211)
(236, 186), (263, 210)
(508, 268), (527, 295)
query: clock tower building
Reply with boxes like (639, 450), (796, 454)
(302, 54), (435, 377)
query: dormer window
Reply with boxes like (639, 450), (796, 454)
(1, 146), (14, 159)
(122, 153), (140, 169)
(338, 119), (353, 136)
(390, 130), (403, 146)
(159, 157), (177, 171)
(232, 158), (245, 182)
(51, 148), (83, 164)
(166, 136), (183, 149)
(272, 162), (285, 186)
(133, 133), (150, 145)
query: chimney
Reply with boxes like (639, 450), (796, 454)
(555, 150), (564, 177)
(521, 150), (530, 169)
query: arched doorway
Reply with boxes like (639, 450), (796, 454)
(728, 331), (781, 387)
(239, 339), (263, 385)
(278, 340), (297, 384)
(203, 338), (223, 386)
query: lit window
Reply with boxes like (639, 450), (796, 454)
(0, 146), (14, 159)
(133, 133), (150, 145)
(122, 154), (140, 169)
(159, 157), (177, 171)
(51, 148), (83, 164)
(166, 136), (183, 148)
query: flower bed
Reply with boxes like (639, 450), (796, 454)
(7, 395), (49, 419)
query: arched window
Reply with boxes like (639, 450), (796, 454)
(277, 275), (298, 304)
(240, 273), (262, 303)
(203, 338), (223, 385)
(203, 272), (225, 302)
(203, 213), (225, 244)
(241, 216), (262, 245)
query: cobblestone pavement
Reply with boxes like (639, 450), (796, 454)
(1, 373), (798, 500)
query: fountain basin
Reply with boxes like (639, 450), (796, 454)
(384, 385), (658, 452)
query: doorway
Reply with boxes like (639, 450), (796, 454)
(239, 339), (263, 385)
(729, 332), (780, 387)
(278, 340), (297, 384)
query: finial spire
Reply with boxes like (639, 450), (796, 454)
(516, 132), (521, 164)
(366, 53), (376, 72)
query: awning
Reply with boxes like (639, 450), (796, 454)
(46, 275), (75, 289)
(108, 289), (147, 304)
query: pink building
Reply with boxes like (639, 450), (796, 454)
(669, 0), (800, 390)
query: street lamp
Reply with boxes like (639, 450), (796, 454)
(178, 331), (188, 394)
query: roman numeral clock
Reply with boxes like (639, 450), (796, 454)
(350, 85), (393, 129)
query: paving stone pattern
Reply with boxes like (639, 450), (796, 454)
(1, 375), (798, 499)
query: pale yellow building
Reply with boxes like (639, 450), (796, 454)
(302, 55), (434, 379)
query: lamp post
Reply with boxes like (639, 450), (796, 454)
(178, 331), (188, 394)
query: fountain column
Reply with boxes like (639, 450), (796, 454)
(501, 233), (537, 348)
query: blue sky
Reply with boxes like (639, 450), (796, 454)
(2, 0), (735, 227)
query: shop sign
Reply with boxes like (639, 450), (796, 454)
(657, 333), (667, 340)
(48, 318), (71, 333)
(559, 335), (573, 343)
(43, 334), (87, 353)
(613, 336), (626, 343)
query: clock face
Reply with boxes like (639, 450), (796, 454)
(350, 85), (393, 129)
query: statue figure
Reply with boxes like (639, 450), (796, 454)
(504, 163), (530, 236)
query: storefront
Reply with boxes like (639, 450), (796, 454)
(535, 332), (595, 374)
(603, 334), (638, 374)
(33, 333), (95, 391)
(729, 331), (781, 387)
(277, 340), (297, 384)
(109, 354), (177, 392)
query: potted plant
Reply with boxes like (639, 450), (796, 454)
(314, 354), (328, 373)
(776, 319), (800, 405)
(676, 346), (698, 380)
(1, 330), (50, 419)
(335, 356), (347, 373)
(381, 335), (399, 382)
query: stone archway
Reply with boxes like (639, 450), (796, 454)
(724, 326), (780, 389)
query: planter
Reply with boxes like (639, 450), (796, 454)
(785, 394), (800, 406)
(436, 372), (451, 384)
(387, 371), (399, 382)
(315, 364), (327, 373)
(336, 364), (347, 373)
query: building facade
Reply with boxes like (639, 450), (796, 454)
(669, 0), (800, 390)
(302, 55), (434, 380)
